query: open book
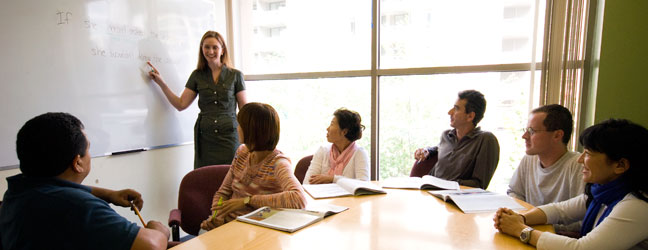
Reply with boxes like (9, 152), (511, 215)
(236, 203), (348, 233)
(428, 188), (526, 214)
(381, 175), (460, 190)
(303, 178), (386, 199)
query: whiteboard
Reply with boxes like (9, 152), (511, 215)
(0, 0), (224, 167)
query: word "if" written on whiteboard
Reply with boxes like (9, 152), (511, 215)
(56, 11), (72, 25)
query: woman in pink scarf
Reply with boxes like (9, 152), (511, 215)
(303, 108), (369, 184)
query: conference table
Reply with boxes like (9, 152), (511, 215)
(170, 185), (553, 250)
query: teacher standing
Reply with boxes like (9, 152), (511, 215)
(148, 31), (247, 169)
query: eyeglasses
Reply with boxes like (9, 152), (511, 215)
(522, 127), (551, 136)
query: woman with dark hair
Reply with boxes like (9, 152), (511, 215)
(303, 108), (369, 184)
(200, 103), (306, 230)
(493, 119), (648, 249)
(148, 31), (247, 169)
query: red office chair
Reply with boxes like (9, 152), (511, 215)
(410, 150), (439, 177)
(294, 155), (313, 184)
(167, 164), (231, 247)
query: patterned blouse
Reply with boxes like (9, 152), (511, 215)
(209, 144), (307, 226)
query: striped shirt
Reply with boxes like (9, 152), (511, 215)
(210, 145), (307, 226)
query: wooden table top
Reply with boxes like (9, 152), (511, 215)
(170, 187), (552, 250)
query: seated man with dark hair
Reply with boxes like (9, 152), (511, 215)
(0, 112), (169, 250)
(507, 104), (584, 206)
(414, 90), (500, 189)
(507, 104), (584, 234)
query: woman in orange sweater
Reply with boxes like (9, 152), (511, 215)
(200, 102), (307, 230)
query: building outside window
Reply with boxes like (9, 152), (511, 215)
(235, 0), (546, 193)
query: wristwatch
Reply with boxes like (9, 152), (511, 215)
(520, 227), (534, 244)
(243, 196), (251, 205)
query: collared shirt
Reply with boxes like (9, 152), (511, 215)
(0, 174), (139, 250)
(185, 65), (246, 167)
(185, 65), (245, 115)
(429, 127), (500, 189)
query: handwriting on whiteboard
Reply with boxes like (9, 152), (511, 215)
(55, 10), (186, 64)
(51, 14), (187, 64)
(56, 10), (72, 25)
(82, 20), (172, 42)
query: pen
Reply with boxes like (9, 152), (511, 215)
(147, 61), (157, 74)
(212, 197), (223, 219)
(131, 202), (147, 227)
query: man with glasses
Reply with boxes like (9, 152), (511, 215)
(507, 104), (584, 207)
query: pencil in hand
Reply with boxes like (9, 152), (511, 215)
(131, 202), (147, 227)
(212, 197), (223, 221)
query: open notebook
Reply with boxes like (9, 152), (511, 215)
(236, 203), (348, 233)
(303, 178), (386, 199)
(381, 175), (460, 190)
(428, 188), (526, 214)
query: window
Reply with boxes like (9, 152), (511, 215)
(256, 0), (286, 11)
(503, 5), (531, 19)
(380, 0), (543, 69)
(238, 0), (371, 74)
(245, 78), (371, 162)
(267, 1), (285, 11)
(502, 37), (529, 52)
(379, 72), (540, 191)
(258, 26), (285, 37)
(381, 12), (410, 26)
(234, 0), (546, 192)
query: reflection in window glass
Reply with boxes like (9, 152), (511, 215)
(380, 0), (545, 68)
(238, 0), (371, 74)
(245, 78), (371, 164)
(379, 71), (539, 192)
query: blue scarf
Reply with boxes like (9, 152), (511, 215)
(580, 177), (630, 237)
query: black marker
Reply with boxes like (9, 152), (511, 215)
(110, 148), (146, 156)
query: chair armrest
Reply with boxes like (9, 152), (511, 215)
(410, 148), (439, 177)
(169, 209), (182, 242)
(168, 209), (181, 227)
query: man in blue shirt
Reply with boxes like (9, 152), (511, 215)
(0, 113), (170, 250)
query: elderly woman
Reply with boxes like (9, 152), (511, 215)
(493, 119), (648, 249)
(200, 102), (307, 230)
(303, 108), (369, 185)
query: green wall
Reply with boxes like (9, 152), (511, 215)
(594, 0), (648, 127)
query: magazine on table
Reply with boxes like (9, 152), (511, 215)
(381, 175), (460, 190)
(428, 188), (526, 214)
(303, 178), (386, 199)
(236, 203), (348, 232)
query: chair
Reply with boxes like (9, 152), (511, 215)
(294, 155), (313, 184)
(167, 164), (231, 247)
(410, 150), (438, 177)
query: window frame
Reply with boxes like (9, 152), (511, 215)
(226, 0), (547, 180)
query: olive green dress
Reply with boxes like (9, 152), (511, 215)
(185, 65), (245, 169)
